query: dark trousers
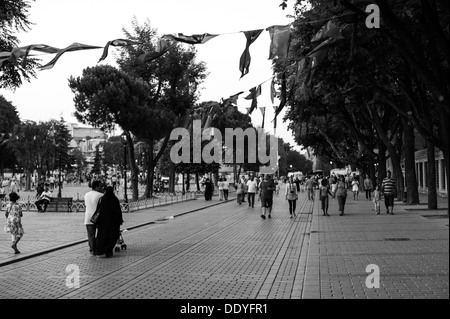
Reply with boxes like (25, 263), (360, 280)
(321, 196), (329, 211)
(337, 195), (347, 212)
(366, 189), (372, 200)
(35, 199), (49, 212)
(384, 194), (395, 209)
(247, 193), (255, 207)
(288, 200), (297, 214)
(223, 189), (229, 200)
(86, 225), (96, 253)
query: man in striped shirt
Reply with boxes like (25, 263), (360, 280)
(381, 171), (396, 215)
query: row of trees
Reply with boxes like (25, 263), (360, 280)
(275, 0), (448, 210)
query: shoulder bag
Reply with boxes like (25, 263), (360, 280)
(90, 197), (103, 224)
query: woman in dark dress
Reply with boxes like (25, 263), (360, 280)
(95, 186), (123, 258)
(203, 178), (214, 201)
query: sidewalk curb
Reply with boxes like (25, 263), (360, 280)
(0, 196), (236, 267)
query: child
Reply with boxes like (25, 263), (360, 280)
(373, 185), (381, 215)
(352, 178), (360, 200)
(4, 192), (24, 254)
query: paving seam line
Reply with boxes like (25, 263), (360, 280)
(0, 196), (237, 268)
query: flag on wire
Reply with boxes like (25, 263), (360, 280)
(244, 84), (262, 115)
(266, 25), (292, 60)
(7, 44), (60, 67)
(307, 38), (333, 69)
(221, 91), (244, 108)
(274, 72), (287, 117)
(311, 20), (344, 42)
(239, 29), (264, 78)
(259, 107), (266, 128)
(139, 38), (176, 63)
(98, 39), (141, 62)
(270, 77), (276, 104)
(40, 43), (102, 70)
(163, 33), (218, 44)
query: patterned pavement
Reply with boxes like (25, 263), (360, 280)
(0, 186), (448, 300)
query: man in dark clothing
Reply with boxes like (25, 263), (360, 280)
(294, 177), (301, 192)
(381, 171), (396, 215)
(259, 174), (276, 219)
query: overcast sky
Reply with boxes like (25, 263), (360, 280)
(0, 0), (304, 151)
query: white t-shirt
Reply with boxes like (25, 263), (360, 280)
(84, 190), (103, 225)
(246, 180), (258, 193)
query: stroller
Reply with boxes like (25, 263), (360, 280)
(114, 229), (127, 252)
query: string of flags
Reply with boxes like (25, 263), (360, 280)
(1, 12), (356, 132)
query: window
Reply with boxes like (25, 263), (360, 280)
(419, 163), (423, 188)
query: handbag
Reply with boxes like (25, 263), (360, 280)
(90, 197), (103, 224)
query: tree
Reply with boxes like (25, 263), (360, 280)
(286, 149), (313, 175)
(0, 0), (39, 89)
(0, 95), (20, 175)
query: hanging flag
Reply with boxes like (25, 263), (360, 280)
(307, 38), (333, 69)
(311, 20), (344, 42)
(259, 107), (266, 128)
(295, 58), (307, 83)
(139, 38), (176, 63)
(221, 91), (244, 108)
(98, 39), (141, 62)
(239, 29), (263, 78)
(40, 43), (102, 70)
(162, 33), (218, 44)
(7, 44), (60, 67)
(203, 103), (221, 130)
(270, 77), (276, 104)
(266, 25), (292, 60)
(275, 72), (287, 117)
(244, 84), (262, 114)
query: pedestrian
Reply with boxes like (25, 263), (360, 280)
(223, 177), (229, 200)
(0, 183), (6, 201)
(285, 176), (298, 218)
(363, 174), (373, 200)
(259, 174), (276, 219)
(274, 178), (280, 195)
(246, 176), (258, 208)
(294, 177), (300, 192)
(203, 178), (214, 201)
(218, 177), (224, 201)
(235, 177), (245, 205)
(9, 176), (19, 193)
(373, 185), (381, 215)
(49, 175), (55, 191)
(333, 175), (348, 216)
(352, 177), (360, 200)
(94, 186), (123, 258)
(84, 180), (104, 255)
(319, 178), (333, 216)
(35, 186), (52, 212)
(381, 171), (396, 215)
(4, 192), (24, 254)
(305, 176), (315, 200)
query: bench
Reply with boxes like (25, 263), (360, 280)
(44, 197), (73, 212)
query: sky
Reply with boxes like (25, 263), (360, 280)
(0, 0), (304, 152)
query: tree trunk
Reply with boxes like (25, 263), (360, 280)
(124, 131), (139, 201)
(404, 120), (420, 204)
(169, 162), (176, 194)
(426, 140), (438, 209)
(377, 142), (387, 188)
(195, 173), (200, 191)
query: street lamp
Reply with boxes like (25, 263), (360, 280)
(121, 133), (128, 203)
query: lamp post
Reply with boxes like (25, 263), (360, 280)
(121, 133), (128, 203)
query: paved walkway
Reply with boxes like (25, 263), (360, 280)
(0, 186), (447, 301)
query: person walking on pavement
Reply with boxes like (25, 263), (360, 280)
(259, 174), (276, 219)
(373, 185), (381, 215)
(235, 177), (245, 205)
(94, 186), (123, 258)
(285, 176), (298, 218)
(363, 174), (373, 200)
(381, 171), (396, 215)
(294, 177), (301, 192)
(84, 180), (104, 255)
(4, 192), (24, 254)
(352, 177), (360, 201)
(203, 178), (214, 201)
(319, 178), (333, 216)
(218, 177), (225, 201)
(223, 178), (229, 200)
(246, 176), (258, 208)
(333, 175), (348, 216)
(35, 186), (52, 212)
(305, 176), (315, 200)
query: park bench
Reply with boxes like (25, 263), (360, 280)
(44, 197), (73, 212)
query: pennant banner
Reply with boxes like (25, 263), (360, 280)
(221, 91), (244, 108)
(239, 29), (263, 78)
(311, 20), (344, 42)
(99, 39), (142, 63)
(139, 38), (176, 63)
(163, 33), (218, 45)
(259, 106), (266, 128)
(40, 42), (102, 70)
(266, 25), (291, 60)
(244, 84), (262, 115)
